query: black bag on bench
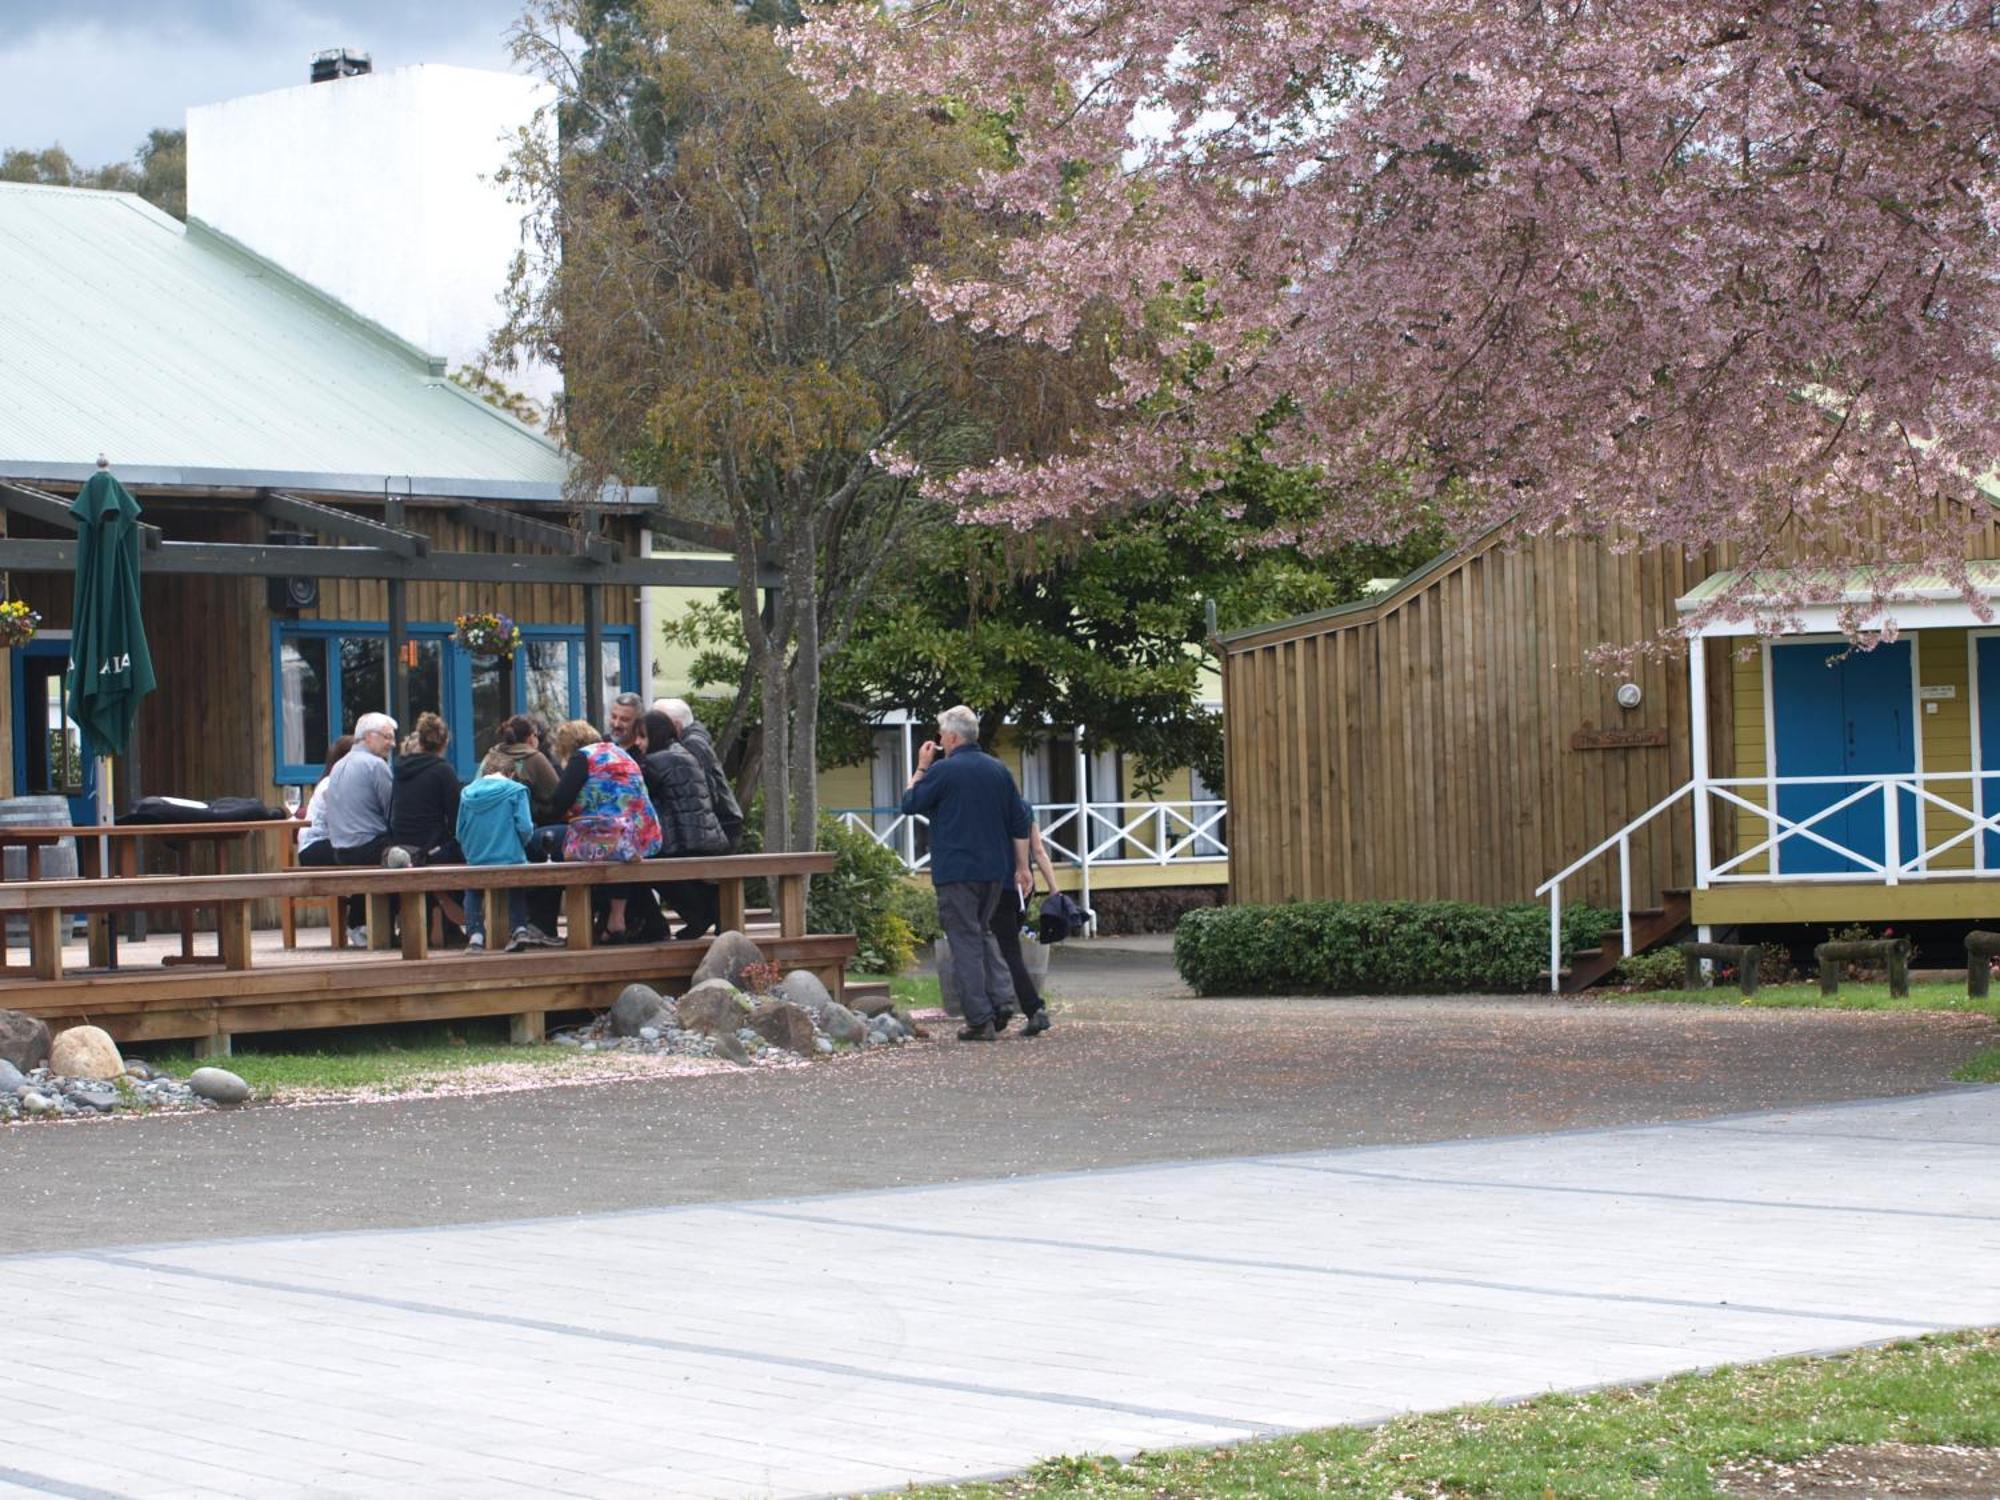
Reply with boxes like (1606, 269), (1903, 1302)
(120, 795), (290, 825)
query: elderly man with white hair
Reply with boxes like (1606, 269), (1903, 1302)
(653, 695), (744, 936)
(900, 704), (1032, 1041)
(317, 710), (398, 945)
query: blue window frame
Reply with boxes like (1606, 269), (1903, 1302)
(272, 620), (636, 784)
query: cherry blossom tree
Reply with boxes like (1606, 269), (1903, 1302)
(794, 3), (2000, 627)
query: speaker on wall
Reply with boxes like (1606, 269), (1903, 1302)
(265, 529), (320, 613)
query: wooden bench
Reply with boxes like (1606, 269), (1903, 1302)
(0, 853), (844, 1050)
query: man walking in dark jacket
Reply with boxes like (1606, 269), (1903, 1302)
(900, 704), (1031, 1041)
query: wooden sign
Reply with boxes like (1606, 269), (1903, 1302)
(1571, 725), (1669, 750)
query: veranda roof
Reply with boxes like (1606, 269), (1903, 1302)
(1676, 560), (2000, 637)
(0, 182), (570, 500)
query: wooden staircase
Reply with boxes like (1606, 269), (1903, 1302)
(1553, 888), (1691, 993)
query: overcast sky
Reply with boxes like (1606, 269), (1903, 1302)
(0, 1), (528, 164)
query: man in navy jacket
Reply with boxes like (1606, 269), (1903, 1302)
(900, 704), (1031, 1040)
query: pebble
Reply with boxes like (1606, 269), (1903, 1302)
(638, 1026), (660, 1043)
(0, 1060), (24, 1094)
(19, 1091), (54, 1115)
(187, 1067), (252, 1105)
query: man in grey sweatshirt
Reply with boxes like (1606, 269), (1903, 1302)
(320, 711), (397, 941)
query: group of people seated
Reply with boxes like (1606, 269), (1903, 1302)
(294, 694), (744, 953)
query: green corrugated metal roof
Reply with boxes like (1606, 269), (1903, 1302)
(0, 182), (571, 497)
(1676, 559), (2000, 610)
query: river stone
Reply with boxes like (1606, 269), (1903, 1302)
(776, 969), (833, 1019)
(818, 1000), (869, 1046)
(123, 1058), (154, 1081)
(608, 983), (669, 1037)
(849, 991), (899, 1018)
(746, 999), (817, 1055)
(20, 1090), (54, 1116)
(49, 1025), (123, 1081)
(66, 1080), (121, 1112)
(690, 930), (764, 989)
(188, 1067), (252, 1105)
(0, 1009), (51, 1072)
(677, 984), (751, 1037)
(0, 1059), (24, 1094)
(711, 1030), (751, 1066)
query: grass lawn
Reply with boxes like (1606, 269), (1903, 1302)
(891, 1331), (2000, 1499)
(1609, 981), (2000, 1084)
(854, 971), (941, 1009)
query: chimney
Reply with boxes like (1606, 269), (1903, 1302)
(310, 48), (372, 84)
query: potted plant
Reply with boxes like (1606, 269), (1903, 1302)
(453, 610), (521, 661)
(0, 599), (41, 648)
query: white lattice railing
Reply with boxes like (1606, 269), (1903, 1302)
(834, 799), (1228, 881)
(1537, 770), (2000, 991)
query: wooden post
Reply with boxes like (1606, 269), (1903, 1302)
(366, 891), (396, 951)
(386, 496), (411, 732)
(1814, 938), (1911, 999)
(198, 1022), (232, 1058)
(27, 907), (62, 981)
(219, 901), (255, 971)
(564, 883), (595, 949)
(584, 581), (605, 730)
(717, 877), (746, 933)
(1689, 635), (1712, 889)
(400, 904), (430, 960)
(1967, 931), (2000, 999)
(776, 873), (806, 937)
(509, 1010), (546, 1045)
(485, 887), (511, 947)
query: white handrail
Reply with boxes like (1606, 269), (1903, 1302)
(833, 799), (1227, 879)
(1537, 780), (1694, 994)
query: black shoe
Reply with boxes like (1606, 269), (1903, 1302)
(956, 1022), (997, 1042)
(993, 1007), (1018, 1032)
(1022, 1010), (1052, 1037)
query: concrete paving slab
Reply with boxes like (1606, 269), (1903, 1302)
(3, 1087), (1996, 1499)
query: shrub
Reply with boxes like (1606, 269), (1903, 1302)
(1172, 900), (1619, 996)
(1613, 948), (1687, 991)
(808, 814), (917, 974)
(890, 878), (942, 947)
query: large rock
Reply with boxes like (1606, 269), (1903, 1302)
(818, 1001), (869, 1046)
(49, 1025), (123, 1081)
(849, 990), (899, 1018)
(691, 930), (765, 989)
(0, 1009), (51, 1072)
(608, 984), (670, 1038)
(746, 999), (817, 1055)
(776, 969), (833, 1020)
(0, 1058), (26, 1094)
(677, 983), (751, 1037)
(188, 1067), (252, 1105)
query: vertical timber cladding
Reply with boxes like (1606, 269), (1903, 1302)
(1220, 533), (1712, 911)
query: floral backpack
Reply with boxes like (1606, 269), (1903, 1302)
(563, 742), (663, 862)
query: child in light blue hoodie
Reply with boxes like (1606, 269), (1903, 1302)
(454, 765), (536, 952)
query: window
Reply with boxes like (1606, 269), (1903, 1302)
(273, 621), (637, 783)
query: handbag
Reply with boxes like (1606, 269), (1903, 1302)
(563, 814), (645, 863)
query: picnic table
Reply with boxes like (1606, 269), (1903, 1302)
(0, 819), (298, 967)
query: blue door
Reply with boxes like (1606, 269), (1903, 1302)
(1974, 637), (2000, 868)
(9, 637), (97, 824)
(1770, 640), (1916, 875)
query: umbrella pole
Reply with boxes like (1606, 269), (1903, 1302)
(97, 753), (117, 968)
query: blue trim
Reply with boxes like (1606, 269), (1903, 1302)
(9, 637), (97, 823)
(271, 620), (636, 784)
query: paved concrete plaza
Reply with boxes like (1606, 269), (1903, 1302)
(3, 1085), (1997, 1499)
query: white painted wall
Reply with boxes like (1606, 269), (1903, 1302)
(187, 64), (559, 416)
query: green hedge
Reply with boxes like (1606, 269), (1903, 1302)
(1173, 900), (1618, 996)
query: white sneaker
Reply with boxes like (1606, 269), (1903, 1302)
(467, 932), (486, 952)
(525, 923), (563, 948)
(345, 925), (369, 947)
(506, 926), (531, 953)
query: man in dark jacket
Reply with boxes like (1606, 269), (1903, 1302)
(900, 704), (1031, 1041)
(638, 709), (728, 941)
(657, 696), (745, 939)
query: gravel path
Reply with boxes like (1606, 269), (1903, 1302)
(3, 948), (1993, 1254)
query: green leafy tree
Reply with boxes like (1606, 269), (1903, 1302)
(0, 128), (184, 219)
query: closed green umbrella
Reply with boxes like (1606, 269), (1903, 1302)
(66, 466), (155, 773)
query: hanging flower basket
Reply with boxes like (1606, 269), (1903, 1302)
(453, 610), (521, 661)
(0, 599), (41, 649)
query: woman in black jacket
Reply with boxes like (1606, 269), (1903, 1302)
(639, 709), (727, 939)
(388, 711), (466, 939)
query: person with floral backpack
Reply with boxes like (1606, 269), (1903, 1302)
(546, 718), (662, 941)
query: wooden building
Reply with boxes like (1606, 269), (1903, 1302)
(0, 183), (745, 828)
(1218, 503), (2000, 968)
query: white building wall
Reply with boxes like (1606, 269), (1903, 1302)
(187, 64), (560, 415)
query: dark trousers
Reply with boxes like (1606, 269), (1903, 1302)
(525, 826), (566, 933)
(989, 886), (1044, 1016)
(936, 880), (1012, 1027)
(660, 879), (721, 939)
(331, 835), (389, 928)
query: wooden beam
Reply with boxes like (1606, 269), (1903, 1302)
(645, 511), (739, 554)
(0, 482), (162, 548)
(454, 502), (621, 563)
(0, 537), (759, 587)
(259, 492), (429, 556)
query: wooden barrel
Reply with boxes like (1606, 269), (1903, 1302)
(0, 795), (80, 942)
